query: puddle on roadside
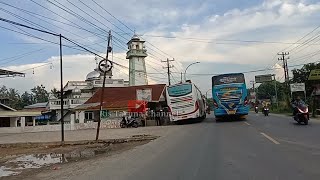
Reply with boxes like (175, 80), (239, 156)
(0, 146), (110, 178)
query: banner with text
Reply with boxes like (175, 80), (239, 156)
(290, 83), (305, 92)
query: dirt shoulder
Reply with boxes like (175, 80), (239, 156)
(0, 135), (157, 180)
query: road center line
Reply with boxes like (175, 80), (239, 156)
(260, 132), (280, 145)
(244, 122), (251, 126)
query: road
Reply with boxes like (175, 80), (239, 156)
(34, 113), (320, 180)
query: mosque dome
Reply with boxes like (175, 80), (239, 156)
(72, 87), (81, 95)
(86, 68), (101, 81)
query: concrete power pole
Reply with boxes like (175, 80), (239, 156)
(278, 52), (290, 104)
(278, 52), (290, 83)
(162, 58), (174, 85)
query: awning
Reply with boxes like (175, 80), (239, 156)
(0, 111), (42, 117)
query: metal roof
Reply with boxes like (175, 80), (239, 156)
(0, 103), (16, 111)
(75, 84), (166, 111)
(24, 102), (48, 109)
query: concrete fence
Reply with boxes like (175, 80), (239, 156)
(0, 119), (121, 134)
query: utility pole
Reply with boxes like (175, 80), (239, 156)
(96, 30), (112, 141)
(278, 52), (290, 105)
(250, 80), (256, 104)
(273, 74), (279, 108)
(162, 58), (174, 85)
(278, 52), (290, 83)
(59, 34), (64, 145)
(180, 72), (183, 83)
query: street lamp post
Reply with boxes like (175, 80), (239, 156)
(184, 62), (200, 82)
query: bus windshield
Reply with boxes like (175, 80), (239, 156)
(212, 73), (245, 85)
(167, 84), (192, 97)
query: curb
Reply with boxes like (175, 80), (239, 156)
(0, 134), (158, 149)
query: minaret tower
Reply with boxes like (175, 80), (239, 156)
(126, 34), (148, 86)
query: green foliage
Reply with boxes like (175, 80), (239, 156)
(256, 81), (286, 101)
(0, 84), (50, 109)
(206, 98), (213, 110)
(6, 88), (22, 109)
(21, 91), (35, 108)
(50, 87), (60, 98)
(291, 62), (320, 97)
(31, 85), (49, 103)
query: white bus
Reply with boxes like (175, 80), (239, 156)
(166, 82), (206, 122)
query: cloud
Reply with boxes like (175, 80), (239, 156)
(1, 0), (320, 93)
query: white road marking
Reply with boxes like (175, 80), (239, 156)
(244, 122), (251, 126)
(260, 132), (280, 145)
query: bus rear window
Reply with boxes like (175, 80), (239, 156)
(212, 74), (245, 85)
(168, 84), (192, 97)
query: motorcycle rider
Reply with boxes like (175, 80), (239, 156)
(291, 96), (305, 117)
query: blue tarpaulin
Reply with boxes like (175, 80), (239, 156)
(35, 114), (50, 121)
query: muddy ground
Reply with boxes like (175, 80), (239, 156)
(0, 138), (153, 180)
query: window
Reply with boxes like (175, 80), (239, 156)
(136, 45), (139, 49)
(212, 73), (245, 85)
(167, 84), (192, 97)
(84, 111), (94, 121)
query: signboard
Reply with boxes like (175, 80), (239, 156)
(308, 69), (320, 80)
(136, 89), (152, 102)
(290, 83), (305, 92)
(255, 74), (273, 83)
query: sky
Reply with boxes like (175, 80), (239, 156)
(0, 0), (320, 96)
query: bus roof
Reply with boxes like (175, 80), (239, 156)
(212, 73), (244, 78)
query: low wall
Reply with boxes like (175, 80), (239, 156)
(0, 119), (121, 134)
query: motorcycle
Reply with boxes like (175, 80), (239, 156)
(254, 106), (259, 113)
(294, 104), (309, 125)
(263, 107), (269, 116)
(120, 117), (139, 128)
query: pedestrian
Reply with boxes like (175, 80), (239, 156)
(155, 105), (162, 126)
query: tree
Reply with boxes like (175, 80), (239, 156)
(31, 85), (49, 103)
(0, 85), (8, 97)
(21, 91), (35, 107)
(291, 62), (320, 97)
(257, 81), (286, 101)
(6, 88), (22, 109)
(50, 87), (60, 99)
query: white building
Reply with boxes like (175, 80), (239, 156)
(48, 66), (128, 123)
(126, 34), (148, 86)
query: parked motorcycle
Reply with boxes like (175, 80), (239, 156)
(294, 104), (309, 125)
(263, 107), (269, 116)
(120, 117), (139, 128)
(254, 106), (259, 113)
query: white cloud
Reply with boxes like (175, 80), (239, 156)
(2, 0), (320, 93)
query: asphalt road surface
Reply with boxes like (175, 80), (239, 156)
(36, 113), (320, 180)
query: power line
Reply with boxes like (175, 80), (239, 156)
(141, 34), (320, 45)
(0, 5), (108, 51)
(0, 48), (47, 66)
(86, 0), (184, 71)
(90, 0), (134, 32)
(49, 0), (129, 44)
(0, 48), (46, 63)
(77, 0), (131, 38)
